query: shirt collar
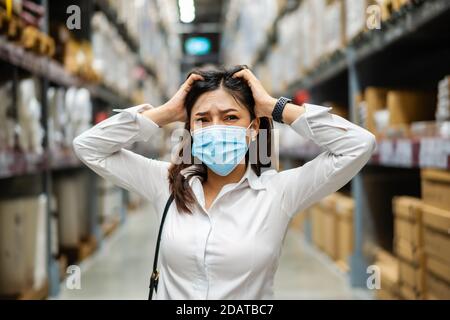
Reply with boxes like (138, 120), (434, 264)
(179, 164), (266, 190)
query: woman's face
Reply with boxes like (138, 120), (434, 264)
(190, 88), (258, 134)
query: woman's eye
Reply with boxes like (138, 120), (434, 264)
(225, 115), (238, 121)
(196, 118), (207, 122)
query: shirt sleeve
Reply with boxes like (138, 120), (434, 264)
(276, 103), (376, 218)
(72, 104), (170, 203)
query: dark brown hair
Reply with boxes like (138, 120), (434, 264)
(168, 65), (273, 213)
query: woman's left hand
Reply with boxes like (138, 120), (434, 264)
(232, 68), (277, 118)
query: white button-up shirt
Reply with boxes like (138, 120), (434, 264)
(73, 103), (376, 300)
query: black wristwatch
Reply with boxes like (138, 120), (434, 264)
(271, 97), (292, 123)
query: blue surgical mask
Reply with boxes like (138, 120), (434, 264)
(191, 122), (254, 176)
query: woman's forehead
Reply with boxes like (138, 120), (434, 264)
(192, 90), (245, 113)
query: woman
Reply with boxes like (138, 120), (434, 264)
(73, 65), (376, 300)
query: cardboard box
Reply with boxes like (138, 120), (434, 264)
(394, 218), (422, 247)
(387, 90), (436, 127)
(305, 0), (326, 66)
(336, 194), (354, 264)
(424, 227), (450, 265)
(290, 207), (311, 233)
(421, 201), (450, 234)
(55, 173), (90, 245)
(345, 0), (378, 42)
(319, 194), (338, 212)
(378, 0), (410, 21)
(55, 178), (80, 247)
(323, 0), (346, 55)
(319, 194), (339, 259)
(398, 259), (425, 293)
(394, 238), (425, 266)
(0, 195), (48, 296)
(323, 209), (338, 260)
(311, 205), (326, 251)
(426, 272), (450, 300)
(76, 173), (89, 241)
(364, 87), (389, 134)
(427, 255), (450, 284)
(375, 249), (399, 296)
(399, 283), (419, 300)
(393, 196), (423, 222)
(376, 288), (399, 300)
(421, 169), (450, 212)
(393, 196), (424, 258)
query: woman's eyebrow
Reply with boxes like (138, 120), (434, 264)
(194, 111), (209, 116)
(219, 108), (239, 113)
(194, 108), (238, 116)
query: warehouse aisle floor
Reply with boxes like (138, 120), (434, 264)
(55, 201), (373, 300)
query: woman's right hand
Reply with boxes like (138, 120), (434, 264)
(143, 73), (204, 127)
(164, 73), (205, 123)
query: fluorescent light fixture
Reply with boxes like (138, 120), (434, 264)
(178, 0), (196, 23)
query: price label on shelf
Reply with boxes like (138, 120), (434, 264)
(379, 139), (395, 165)
(419, 138), (450, 169)
(395, 139), (413, 167)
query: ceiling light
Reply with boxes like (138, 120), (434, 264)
(178, 0), (196, 23)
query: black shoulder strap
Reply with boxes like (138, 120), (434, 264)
(148, 193), (174, 300)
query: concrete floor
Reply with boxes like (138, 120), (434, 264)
(55, 201), (373, 300)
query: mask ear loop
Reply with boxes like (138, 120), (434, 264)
(247, 120), (257, 142)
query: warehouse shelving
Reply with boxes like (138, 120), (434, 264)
(0, 33), (128, 177)
(259, 0), (450, 96)
(280, 137), (450, 170)
(0, 0), (175, 300)
(0, 147), (83, 179)
(250, 0), (302, 67)
(249, 0), (450, 289)
(93, 0), (169, 102)
(0, 38), (131, 107)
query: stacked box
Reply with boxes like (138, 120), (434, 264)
(323, 0), (346, 55)
(345, 0), (380, 43)
(54, 172), (89, 248)
(421, 202), (450, 299)
(375, 249), (400, 300)
(364, 87), (389, 135)
(310, 193), (354, 270)
(290, 207), (311, 234)
(320, 194), (339, 260)
(54, 177), (79, 247)
(378, 0), (411, 21)
(393, 196), (426, 299)
(311, 203), (326, 251)
(335, 194), (354, 270)
(421, 169), (450, 212)
(304, 0), (326, 68)
(387, 90), (436, 128)
(0, 195), (48, 296)
(363, 88), (437, 137)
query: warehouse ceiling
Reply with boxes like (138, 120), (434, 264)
(178, 0), (227, 73)
(192, 0), (225, 23)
